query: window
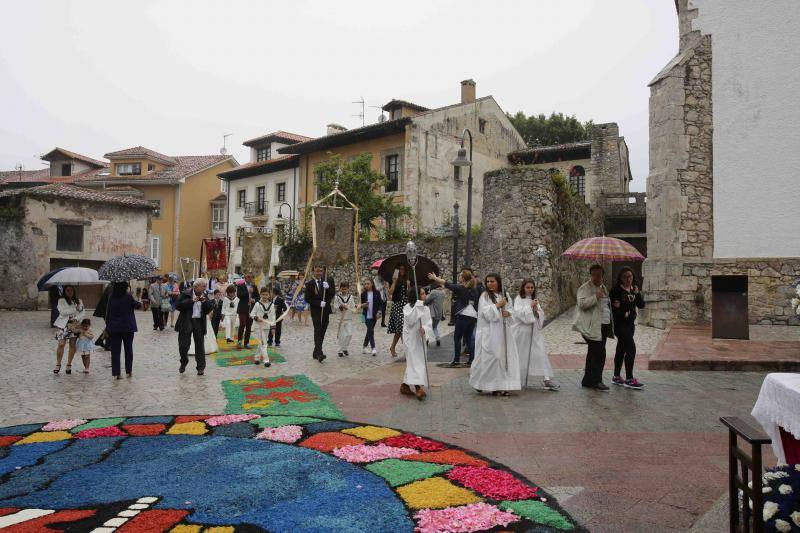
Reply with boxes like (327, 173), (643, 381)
(150, 236), (160, 267)
(256, 146), (271, 161)
(479, 118), (487, 134)
(256, 186), (266, 207)
(116, 163), (141, 176)
(212, 206), (225, 233)
(569, 165), (586, 198)
(149, 199), (161, 218)
(56, 224), (83, 252)
(237, 189), (246, 208)
(221, 180), (228, 193)
(275, 182), (286, 203)
(237, 228), (244, 247)
(61, 163), (71, 176)
(385, 154), (399, 192)
(147, 163), (155, 172)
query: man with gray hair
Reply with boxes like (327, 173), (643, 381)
(175, 277), (214, 375)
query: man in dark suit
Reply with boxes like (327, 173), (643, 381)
(175, 278), (215, 375)
(305, 266), (334, 362)
(236, 273), (256, 349)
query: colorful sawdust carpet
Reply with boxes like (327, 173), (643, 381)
(222, 375), (344, 419)
(212, 337), (286, 367)
(0, 416), (582, 532)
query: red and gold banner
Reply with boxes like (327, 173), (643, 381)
(204, 238), (227, 271)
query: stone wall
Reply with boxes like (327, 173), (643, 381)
(478, 167), (604, 320)
(0, 202), (45, 309)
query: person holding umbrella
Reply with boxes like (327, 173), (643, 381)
(387, 264), (410, 358)
(176, 278), (214, 375)
(574, 264), (615, 391)
(105, 282), (143, 379)
(53, 285), (84, 374)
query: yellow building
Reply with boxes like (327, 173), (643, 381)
(80, 146), (236, 275)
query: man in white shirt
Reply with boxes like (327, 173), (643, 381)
(175, 278), (214, 375)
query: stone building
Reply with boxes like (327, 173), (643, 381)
(641, 0), (800, 329)
(0, 184), (154, 309)
(278, 79), (526, 234)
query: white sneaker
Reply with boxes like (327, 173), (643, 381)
(362, 347), (371, 354)
(371, 348), (377, 356)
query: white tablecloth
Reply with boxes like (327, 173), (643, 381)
(751, 372), (800, 463)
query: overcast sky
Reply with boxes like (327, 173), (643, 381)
(1, 0), (678, 191)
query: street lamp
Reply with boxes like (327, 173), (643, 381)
(448, 201), (460, 326)
(276, 202), (294, 241)
(451, 128), (474, 268)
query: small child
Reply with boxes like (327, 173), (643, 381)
(75, 318), (94, 374)
(210, 289), (223, 337)
(222, 285), (239, 343)
(267, 287), (286, 347)
(334, 281), (357, 357)
(250, 287), (274, 367)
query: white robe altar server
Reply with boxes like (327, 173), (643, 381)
(250, 288), (275, 367)
(469, 274), (521, 396)
(401, 287), (433, 400)
(334, 282), (357, 357)
(221, 286), (239, 343)
(512, 279), (559, 391)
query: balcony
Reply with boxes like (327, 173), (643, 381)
(243, 201), (269, 222)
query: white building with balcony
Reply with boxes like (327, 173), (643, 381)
(218, 131), (312, 274)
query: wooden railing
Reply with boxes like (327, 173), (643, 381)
(720, 416), (771, 533)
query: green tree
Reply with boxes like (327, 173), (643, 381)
(507, 111), (594, 147)
(314, 153), (410, 233)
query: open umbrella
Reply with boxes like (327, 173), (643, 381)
(37, 267), (68, 291)
(370, 258), (384, 269)
(42, 267), (107, 287)
(98, 254), (158, 282)
(277, 270), (299, 279)
(378, 253), (440, 286)
(561, 236), (645, 262)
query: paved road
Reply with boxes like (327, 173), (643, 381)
(0, 309), (771, 531)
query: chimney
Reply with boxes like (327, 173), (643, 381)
(460, 79), (476, 104)
(326, 123), (347, 136)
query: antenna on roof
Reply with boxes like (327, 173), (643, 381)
(220, 133), (232, 155)
(352, 96), (365, 127)
(369, 104), (386, 123)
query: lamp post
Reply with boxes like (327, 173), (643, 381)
(276, 202), (294, 242)
(448, 202), (460, 326)
(451, 128), (474, 268)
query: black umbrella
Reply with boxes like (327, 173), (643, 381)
(36, 267), (68, 291)
(377, 253), (440, 287)
(98, 254), (158, 282)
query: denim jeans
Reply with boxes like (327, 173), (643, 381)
(363, 318), (377, 348)
(453, 315), (476, 364)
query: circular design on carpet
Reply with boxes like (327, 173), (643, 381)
(0, 416), (582, 532)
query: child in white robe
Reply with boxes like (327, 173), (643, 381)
(512, 278), (559, 391)
(334, 282), (357, 357)
(469, 273), (521, 396)
(250, 287), (275, 367)
(222, 285), (239, 343)
(401, 286), (434, 400)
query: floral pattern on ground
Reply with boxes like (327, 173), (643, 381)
(0, 416), (582, 532)
(222, 375), (344, 419)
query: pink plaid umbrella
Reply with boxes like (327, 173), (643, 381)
(561, 236), (645, 262)
(370, 258), (385, 269)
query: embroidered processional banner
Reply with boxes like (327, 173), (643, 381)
(241, 232), (272, 275)
(313, 206), (355, 266)
(203, 238), (227, 271)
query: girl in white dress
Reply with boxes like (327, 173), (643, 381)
(250, 287), (275, 367)
(401, 286), (433, 400)
(512, 279), (559, 391)
(221, 285), (239, 343)
(334, 282), (357, 357)
(469, 273), (521, 396)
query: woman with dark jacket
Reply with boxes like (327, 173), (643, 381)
(359, 278), (383, 356)
(610, 267), (645, 390)
(105, 282), (142, 379)
(428, 269), (479, 367)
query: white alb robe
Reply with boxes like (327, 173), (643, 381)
(250, 299), (276, 362)
(402, 302), (433, 387)
(334, 293), (357, 351)
(469, 291), (521, 392)
(221, 296), (239, 340)
(511, 296), (553, 384)
(188, 316), (219, 355)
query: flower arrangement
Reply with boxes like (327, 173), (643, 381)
(414, 502), (518, 533)
(333, 443), (418, 463)
(205, 414), (260, 427)
(75, 426), (126, 439)
(256, 425), (303, 443)
(762, 464), (800, 532)
(42, 419), (87, 432)
(381, 433), (447, 452)
(446, 466), (539, 500)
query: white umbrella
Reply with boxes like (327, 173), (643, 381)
(42, 267), (107, 287)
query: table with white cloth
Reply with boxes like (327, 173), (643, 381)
(751, 372), (800, 464)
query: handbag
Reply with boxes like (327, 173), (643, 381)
(161, 299), (172, 311)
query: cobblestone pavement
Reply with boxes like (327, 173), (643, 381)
(0, 309), (775, 532)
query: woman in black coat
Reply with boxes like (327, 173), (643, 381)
(609, 267), (645, 390)
(105, 282), (142, 379)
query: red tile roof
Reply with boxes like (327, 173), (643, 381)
(243, 131), (313, 148)
(0, 168), (51, 184)
(40, 147), (107, 168)
(80, 155), (234, 184)
(0, 184), (155, 209)
(217, 154), (299, 180)
(104, 146), (177, 165)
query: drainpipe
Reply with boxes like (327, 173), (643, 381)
(225, 178), (231, 274)
(173, 183), (181, 274)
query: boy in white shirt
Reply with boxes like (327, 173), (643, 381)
(250, 287), (275, 367)
(334, 281), (357, 357)
(221, 285), (239, 343)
